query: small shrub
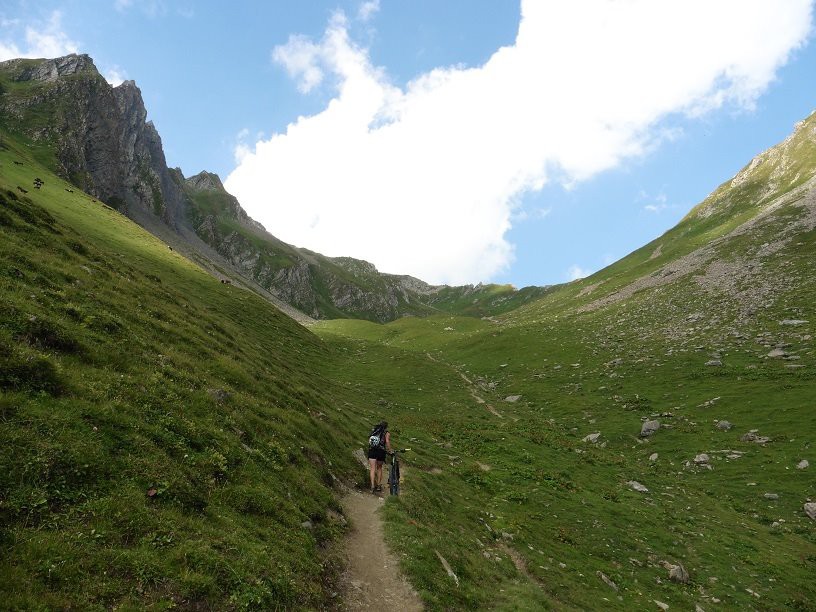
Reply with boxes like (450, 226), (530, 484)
(85, 313), (123, 335)
(19, 317), (83, 354)
(0, 353), (63, 395)
(67, 240), (89, 256)
(0, 208), (14, 226)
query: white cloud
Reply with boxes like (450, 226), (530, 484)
(567, 265), (591, 281)
(234, 128), (252, 163)
(358, 0), (380, 22)
(0, 11), (79, 62)
(225, 0), (813, 285)
(104, 66), (127, 86)
(640, 190), (670, 213)
(114, 0), (167, 18)
(271, 33), (326, 93)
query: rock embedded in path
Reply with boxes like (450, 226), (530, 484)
(640, 420), (660, 437)
(805, 502), (816, 521)
(627, 480), (649, 493)
(716, 420), (733, 431)
(582, 432), (601, 443)
(797, 459), (809, 470)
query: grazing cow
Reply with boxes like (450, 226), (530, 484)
(13, 161), (23, 166)
(17, 186), (28, 194)
(64, 188), (74, 193)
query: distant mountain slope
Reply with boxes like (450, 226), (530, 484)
(503, 110), (816, 321)
(0, 54), (547, 323)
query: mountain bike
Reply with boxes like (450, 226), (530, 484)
(388, 448), (410, 496)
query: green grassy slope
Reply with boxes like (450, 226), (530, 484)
(0, 133), (370, 609)
(314, 113), (816, 610)
(423, 283), (554, 318)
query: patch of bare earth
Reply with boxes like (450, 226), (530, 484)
(339, 489), (423, 611)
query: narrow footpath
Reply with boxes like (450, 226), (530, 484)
(339, 456), (423, 610)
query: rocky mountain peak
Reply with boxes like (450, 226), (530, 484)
(111, 79), (148, 126)
(12, 53), (98, 82)
(186, 171), (225, 192)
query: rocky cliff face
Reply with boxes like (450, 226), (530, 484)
(0, 54), (184, 228)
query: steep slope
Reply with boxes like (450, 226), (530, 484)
(183, 172), (438, 321)
(0, 54), (546, 323)
(0, 134), (371, 608)
(315, 112), (816, 609)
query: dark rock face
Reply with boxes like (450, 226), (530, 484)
(0, 54), (184, 227)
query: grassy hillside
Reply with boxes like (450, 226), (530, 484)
(3, 55), (816, 610)
(314, 115), (816, 610)
(0, 132), (372, 609)
(422, 283), (554, 318)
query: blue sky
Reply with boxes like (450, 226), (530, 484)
(1, 1), (815, 287)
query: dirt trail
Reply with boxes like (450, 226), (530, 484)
(339, 489), (423, 611)
(425, 352), (503, 418)
(339, 451), (423, 610)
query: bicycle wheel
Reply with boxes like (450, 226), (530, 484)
(390, 459), (400, 495)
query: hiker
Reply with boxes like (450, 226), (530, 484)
(367, 421), (391, 494)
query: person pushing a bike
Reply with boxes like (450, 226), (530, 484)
(367, 421), (391, 494)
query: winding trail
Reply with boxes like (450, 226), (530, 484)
(424, 352), (504, 418)
(339, 454), (423, 610)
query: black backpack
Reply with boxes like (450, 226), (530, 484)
(368, 423), (386, 450)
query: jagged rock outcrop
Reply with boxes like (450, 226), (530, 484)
(0, 54), (184, 228)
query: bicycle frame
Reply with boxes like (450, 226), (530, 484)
(388, 448), (409, 495)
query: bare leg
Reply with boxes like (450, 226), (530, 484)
(376, 460), (384, 488)
(369, 458), (377, 491)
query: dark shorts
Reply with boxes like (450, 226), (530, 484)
(367, 447), (386, 462)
